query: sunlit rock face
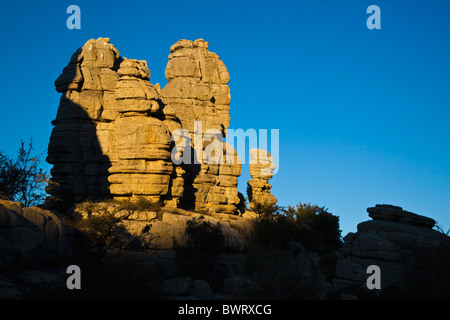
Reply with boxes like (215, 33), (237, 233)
(108, 58), (173, 203)
(161, 39), (240, 214)
(247, 149), (277, 211)
(47, 38), (243, 214)
(47, 37), (121, 207)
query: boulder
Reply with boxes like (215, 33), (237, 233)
(367, 204), (435, 228)
(0, 199), (72, 269)
(334, 204), (450, 292)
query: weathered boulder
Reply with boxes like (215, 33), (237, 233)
(333, 204), (449, 292)
(367, 204), (436, 228)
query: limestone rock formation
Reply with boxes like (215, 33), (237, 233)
(47, 37), (244, 215)
(247, 149), (277, 210)
(108, 58), (173, 203)
(333, 204), (449, 292)
(161, 39), (240, 214)
(206, 143), (242, 214)
(47, 37), (121, 207)
(161, 38), (231, 137)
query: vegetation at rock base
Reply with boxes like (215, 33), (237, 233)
(0, 139), (48, 207)
(175, 216), (225, 290)
(251, 202), (342, 254)
(283, 203), (342, 254)
(185, 216), (224, 251)
(244, 202), (342, 299)
(64, 210), (126, 249)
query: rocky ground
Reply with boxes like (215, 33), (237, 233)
(1, 199), (450, 300)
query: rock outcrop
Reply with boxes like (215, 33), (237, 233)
(46, 38), (245, 215)
(0, 200), (72, 268)
(333, 204), (450, 292)
(0, 199), (73, 299)
(70, 201), (256, 252)
(161, 39), (231, 138)
(108, 58), (173, 203)
(247, 149), (277, 210)
(161, 39), (240, 214)
(47, 37), (121, 207)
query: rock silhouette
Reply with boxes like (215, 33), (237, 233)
(333, 204), (450, 292)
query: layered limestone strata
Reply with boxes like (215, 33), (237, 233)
(161, 39), (231, 137)
(161, 39), (240, 213)
(108, 58), (173, 203)
(47, 37), (121, 205)
(46, 37), (245, 214)
(247, 149), (277, 210)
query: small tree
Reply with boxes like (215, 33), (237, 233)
(0, 140), (48, 206)
(283, 203), (342, 254)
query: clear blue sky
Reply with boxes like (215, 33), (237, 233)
(0, 0), (449, 236)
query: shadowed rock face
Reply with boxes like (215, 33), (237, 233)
(161, 39), (240, 214)
(367, 204), (436, 228)
(333, 204), (449, 292)
(0, 199), (72, 269)
(47, 38), (121, 209)
(46, 37), (242, 214)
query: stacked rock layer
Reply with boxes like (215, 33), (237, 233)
(108, 58), (173, 203)
(161, 39), (240, 213)
(47, 37), (121, 205)
(247, 149), (277, 210)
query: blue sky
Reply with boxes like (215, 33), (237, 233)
(0, 0), (449, 236)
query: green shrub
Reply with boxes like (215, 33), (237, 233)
(175, 216), (225, 290)
(64, 210), (125, 249)
(283, 203), (342, 254)
(252, 203), (282, 222)
(185, 216), (224, 251)
(250, 213), (297, 249)
(249, 202), (342, 255)
(245, 202), (341, 299)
